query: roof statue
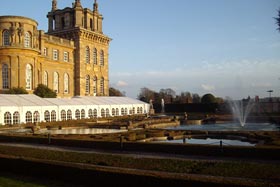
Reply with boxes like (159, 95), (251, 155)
(94, 0), (99, 12)
(52, 0), (57, 11)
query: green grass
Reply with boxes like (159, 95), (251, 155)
(0, 145), (279, 181)
(0, 176), (46, 187)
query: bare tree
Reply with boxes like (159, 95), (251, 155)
(276, 9), (280, 32)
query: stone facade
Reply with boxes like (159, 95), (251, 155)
(0, 0), (110, 97)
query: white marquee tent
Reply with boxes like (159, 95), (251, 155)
(0, 94), (150, 125)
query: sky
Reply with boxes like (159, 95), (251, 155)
(1, 0), (280, 99)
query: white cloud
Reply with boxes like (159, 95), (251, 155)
(116, 80), (128, 87)
(110, 59), (280, 99)
(201, 84), (215, 91)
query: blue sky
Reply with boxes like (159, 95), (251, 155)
(1, 0), (280, 99)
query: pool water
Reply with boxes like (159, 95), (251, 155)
(159, 138), (255, 146)
(167, 123), (279, 131)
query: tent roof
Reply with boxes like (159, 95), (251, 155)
(0, 94), (148, 107)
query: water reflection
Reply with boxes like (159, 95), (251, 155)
(167, 123), (279, 131)
(159, 138), (255, 146)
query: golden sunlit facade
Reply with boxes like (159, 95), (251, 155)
(0, 0), (110, 97)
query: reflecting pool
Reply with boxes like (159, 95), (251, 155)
(167, 123), (279, 131)
(159, 138), (255, 146)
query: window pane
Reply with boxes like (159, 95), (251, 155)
(2, 64), (9, 89)
(26, 64), (32, 90)
(24, 32), (31, 48)
(3, 30), (10, 46)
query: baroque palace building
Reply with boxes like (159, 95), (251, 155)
(0, 0), (111, 97)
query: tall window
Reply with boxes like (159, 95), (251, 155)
(51, 110), (56, 121)
(24, 32), (31, 48)
(43, 48), (48, 56)
(44, 111), (50, 122)
(85, 46), (90, 64)
(81, 109), (85, 119)
(93, 48), (97, 65)
(116, 108), (119, 116)
(26, 111), (32, 123)
(93, 109), (97, 118)
(100, 50), (104, 66)
(4, 112), (12, 125)
(43, 71), (48, 86)
(112, 108), (115, 116)
(64, 52), (69, 62)
(61, 110), (66, 121)
(64, 73), (69, 93)
(53, 49), (58, 60)
(106, 109), (110, 117)
(88, 109), (93, 118)
(67, 110), (72, 120)
(85, 75), (90, 94)
(26, 64), (32, 90)
(101, 109), (105, 118)
(13, 112), (20, 124)
(75, 109), (80, 119)
(100, 77), (104, 95)
(3, 30), (10, 46)
(93, 76), (97, 96)
(33, 111), (40, 123)
(53, 72), (59, 93)
(2, 64), (9, 89)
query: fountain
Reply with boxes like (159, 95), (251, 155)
(161, 98), (165, 113)
(229, 99), (255, 127)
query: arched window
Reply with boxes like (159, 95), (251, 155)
(93, 48), (97, 65)
(121, 108), (124, 116)
(101, 109), (105, 118)
(61, 110), (66, 121)
(100, 77), (104, 95)
(93, 109), (97, 118)
(100, 50), (104, 66)
(43, 71), (48, 86)
(81, 109), (85, 119)
(106, 109), (110, 117)
(93, 76), (97, 96)
(2, 64), (9, 89)
(13, 112), (20, 124)
(124, 108), (128, 115)
(132, 107), (135, 115)
(26, 64), (32, 90)
(137, 107), (140, 114)
(33, 111), (40, 123)
(67, 110), (72, 120)
(85, 46), (90, 64)
(116, 108), (119, 116)
(4, 112), (12, 125)
(3, 30), (10, 46)
(24, 32), (31, 48)
(85, 75), (90, 94)
(75, 109), (80, 119)
(88, 109), (93, 118)
(112, 108), (115, 116)
(140, 107), (143, 114)
(26, 111), (32, 123)
(51, 110), (56, 121)
(64, 73), (69, 93)
(53, 72), (59, 93)
(44, 111), (50, 122)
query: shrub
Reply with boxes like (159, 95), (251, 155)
(4, 87), (28, 94)
(33, 84), (57, 98)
